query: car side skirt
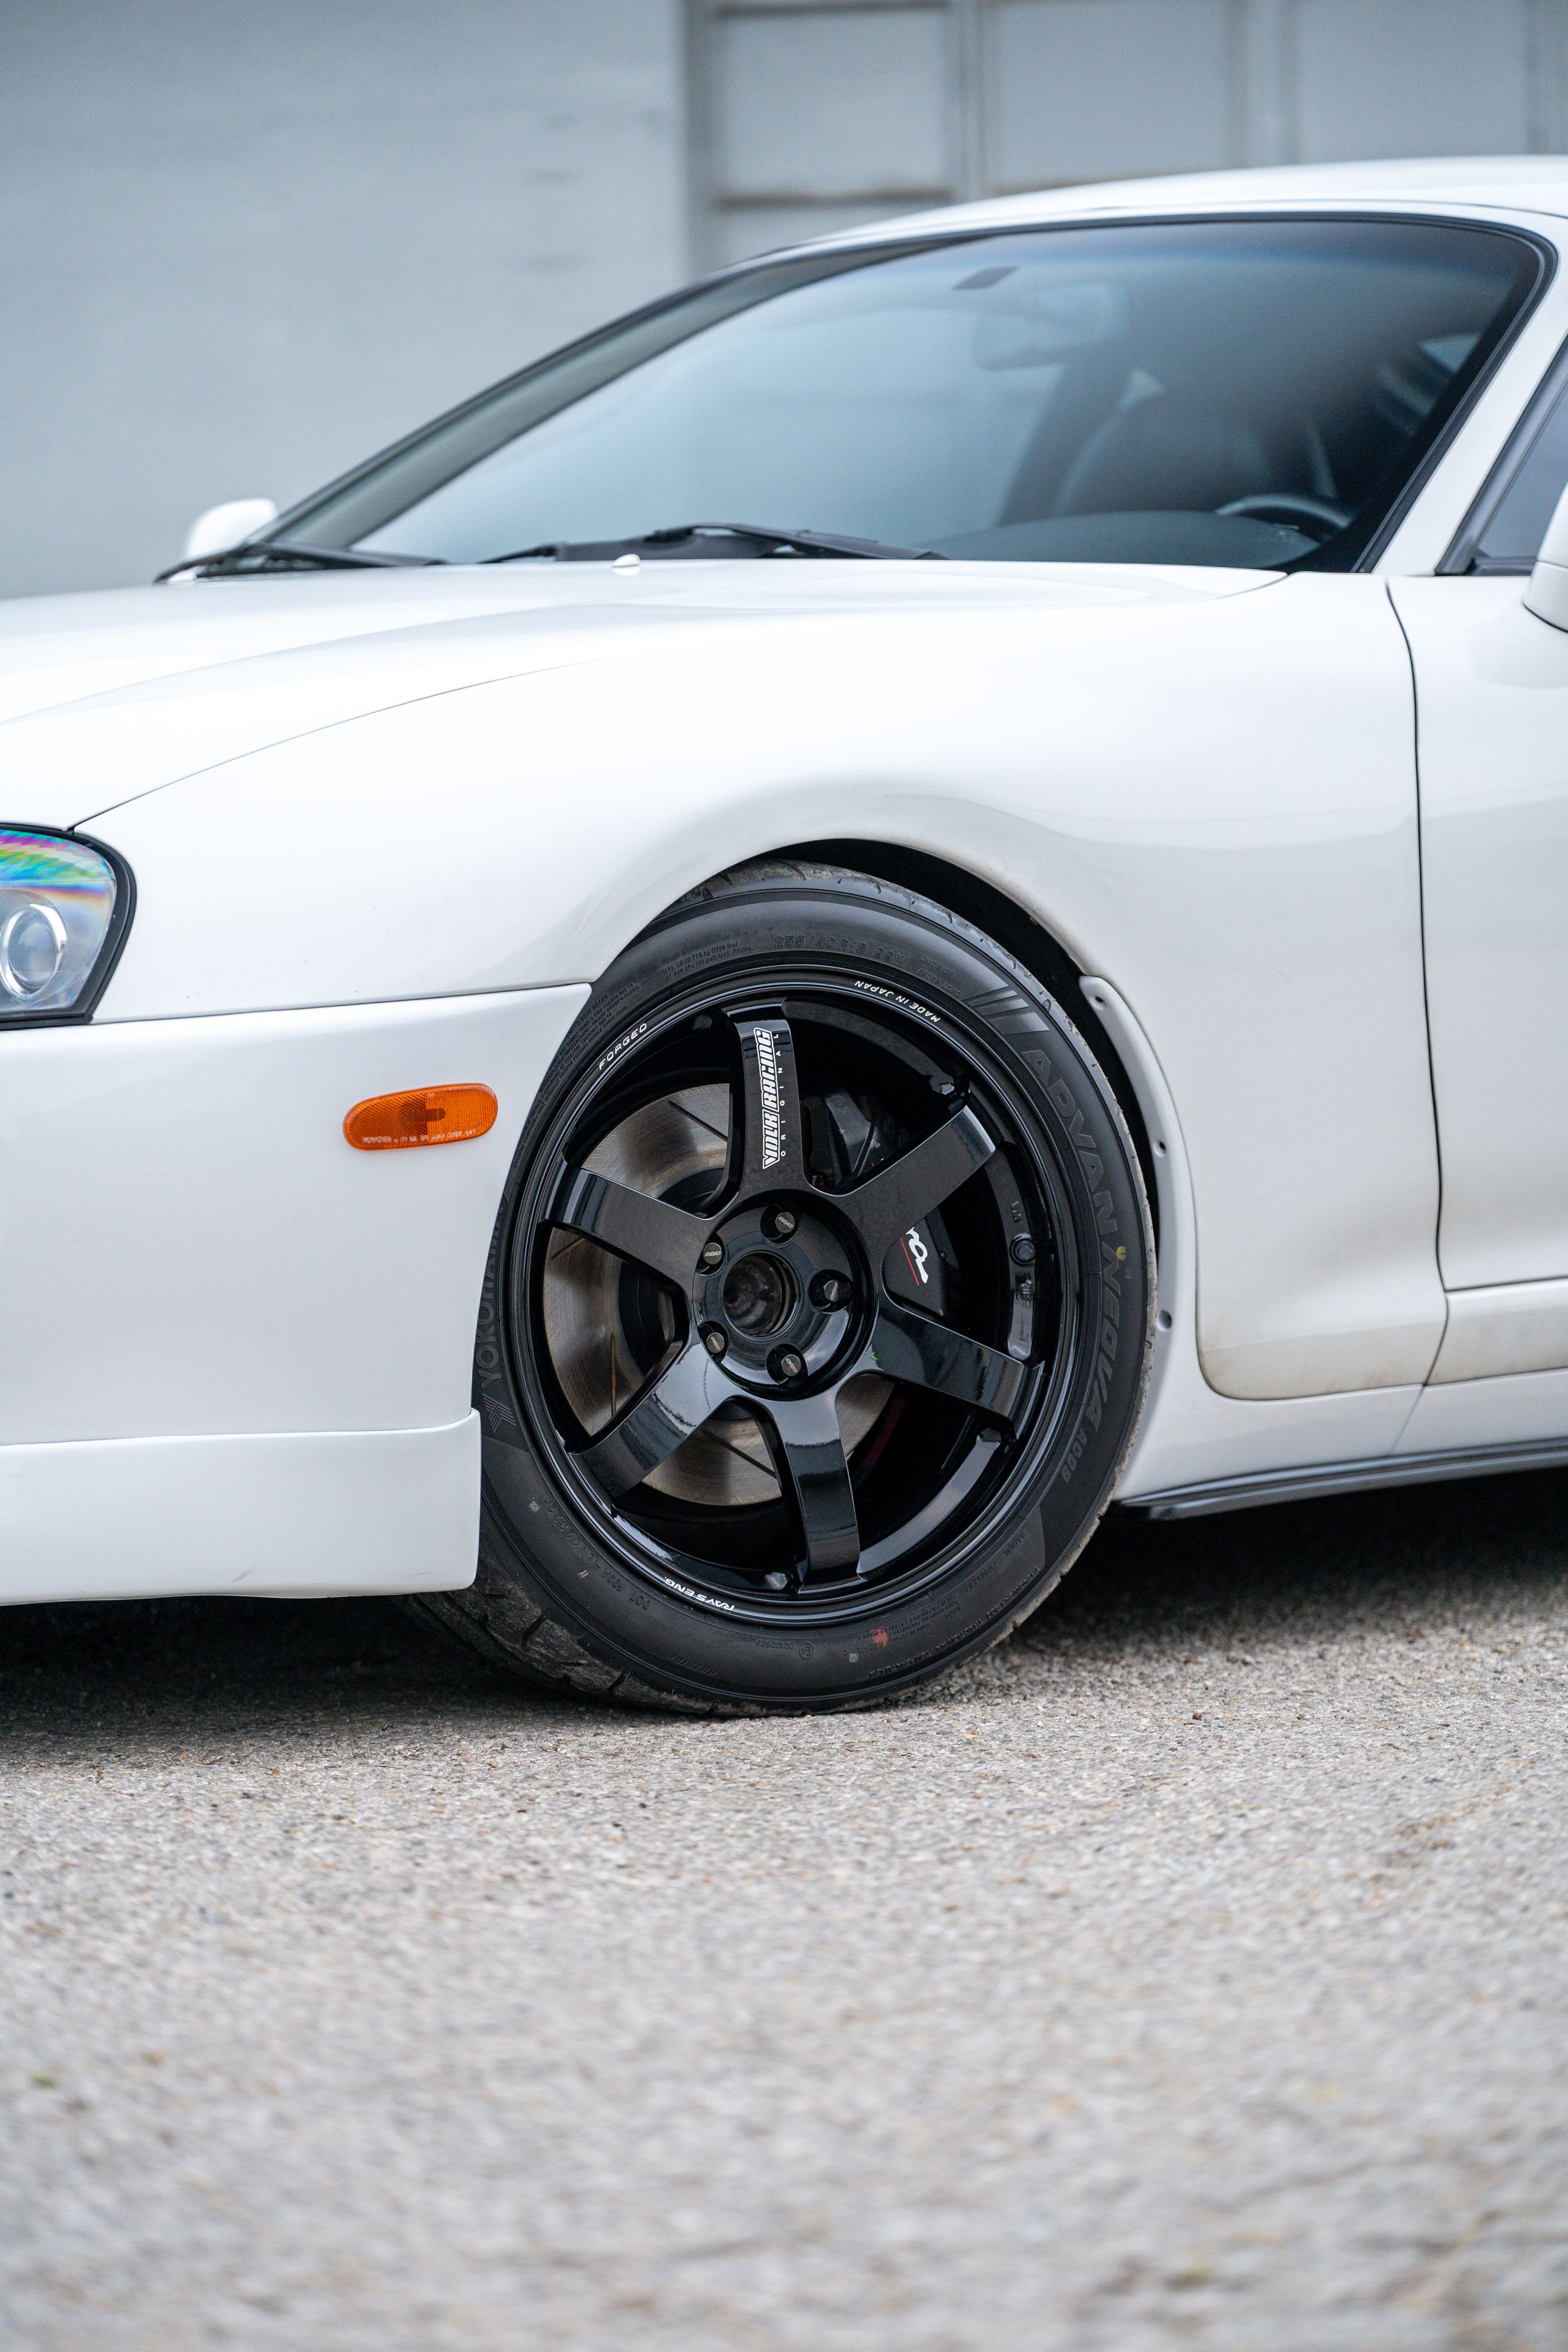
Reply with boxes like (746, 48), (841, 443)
(1119, 1433), (1568, 1520)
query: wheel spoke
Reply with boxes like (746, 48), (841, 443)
(547, 1164), (714, 1288)
(757, 1391), (861, 1578)
(574, 1340), (733, 1495)
(730, 1009), (808, 1191)
(863, 1295), (1028, 1426)
(841, 1106), (995, 1253)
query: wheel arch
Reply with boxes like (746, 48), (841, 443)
(723, 835), (1161, 1235)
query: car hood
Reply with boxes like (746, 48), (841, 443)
(0, 560), (1278, 830)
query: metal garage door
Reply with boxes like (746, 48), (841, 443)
(687, 0), (1568, 268)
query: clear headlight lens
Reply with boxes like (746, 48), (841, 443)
(0, 829), (129, 1019)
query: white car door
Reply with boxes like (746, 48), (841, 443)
(1390, 355), (1568, 1385)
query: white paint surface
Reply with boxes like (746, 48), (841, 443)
(1392, 575), (1568, 1291)
(0, 988), (586, 1446)
(1432, 1281), (1568, 1384)
(0, 1419), (480, 1606)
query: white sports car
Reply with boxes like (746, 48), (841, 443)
(9, 156), (1568, 1710)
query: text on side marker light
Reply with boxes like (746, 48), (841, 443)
(343, 1084), (498, 1151)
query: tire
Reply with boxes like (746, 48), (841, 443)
(419, 861), (1154, 1712)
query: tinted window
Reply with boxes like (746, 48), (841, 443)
(276, 217), (1540, 570)
(1467, 370), (1568, 570)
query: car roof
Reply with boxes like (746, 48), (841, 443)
(803, 157), (1568, 253)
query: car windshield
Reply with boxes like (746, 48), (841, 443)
(271, 216), (1542, 572)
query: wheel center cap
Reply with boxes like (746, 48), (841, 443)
(721, 1251), (795, 1337)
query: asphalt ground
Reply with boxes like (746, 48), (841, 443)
(2, 1471), (1565, 2351)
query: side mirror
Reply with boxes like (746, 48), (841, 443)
(182, 497), (277, 563)
(1523, 478), (1568, 630)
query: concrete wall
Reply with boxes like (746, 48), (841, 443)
(690, 0), (1568, 266)
(1, 1), (688, 597)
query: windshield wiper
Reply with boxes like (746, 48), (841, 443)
(156, 541), (443, 583)
(484, 522), (945, 564)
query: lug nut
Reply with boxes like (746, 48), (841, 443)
(810, 1271), (850, 1309)
(698, 1238), (725, 1269)
(1010, 1237), (1037, 1266)
(769, 1346), (805, 1382)
(764, 1204), (798, 1240)
(701, 1324), (728, 1359)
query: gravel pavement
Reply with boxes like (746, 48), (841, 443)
(2, 1471), (1566, 2351)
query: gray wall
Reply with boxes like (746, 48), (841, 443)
(689, 0), (1568, 264)
(1, 1), (688, 596)
(7, 0), (1568, 599)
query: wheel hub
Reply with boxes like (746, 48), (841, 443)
(720, 1251), (793, 1336)
(698, 1199), (857, 1384)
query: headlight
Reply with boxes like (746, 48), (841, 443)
(0, 828), (132, 1021)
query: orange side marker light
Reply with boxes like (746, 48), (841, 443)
(343, 1084), (498, 1151)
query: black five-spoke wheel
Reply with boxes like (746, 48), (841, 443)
(536, 998), (1047, 1596)
(431, 862), (1153, 1710)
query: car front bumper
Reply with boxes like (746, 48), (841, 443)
(0, 982), (587, 1604)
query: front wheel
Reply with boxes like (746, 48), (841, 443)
(424, 862), (1153, 1710)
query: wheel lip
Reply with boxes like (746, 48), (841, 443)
(502, 954), (1095, 1628)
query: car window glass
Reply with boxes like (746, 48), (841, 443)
(276, 218), (1542, 571)
(1469, 375), (1568, 570)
